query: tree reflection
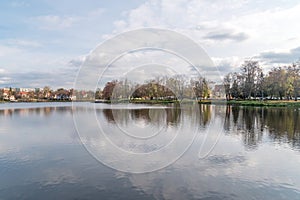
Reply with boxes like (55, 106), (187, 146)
(101, 104), (215, 129)
(102, 109), (115, 123)
(0, 106), (73, 117)
(232, 106), (240, 125)
(1, 104), (299, 151)
(224, 106), (300, 150)
(165, 104), (181, 126)
(102, 106), (182, 127)
(198, 104), (211, 127)
(264, 108), (300, 149)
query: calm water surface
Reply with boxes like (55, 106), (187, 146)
(0, 102), (300, 199)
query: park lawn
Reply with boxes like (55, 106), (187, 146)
(209, 100), (300, 107)
(106, 99), (300, 107)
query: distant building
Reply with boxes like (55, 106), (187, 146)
(1, 87), (75, 101)
(2, 88), (15, 100)
(212, 84), (226, 99)
(15, 88), (35, 99)
(9, 95), (16, 102)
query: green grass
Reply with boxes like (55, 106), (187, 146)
(128, 99), (300, 107)
(129, 99), (178, 104)
(3, 98), (300, 107)
(96, 99), (300, 107)
(207, 100), (300, 107)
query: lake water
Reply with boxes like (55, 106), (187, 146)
(0, 102), (300, 199)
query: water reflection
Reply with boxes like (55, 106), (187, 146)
(102, 107), (181, 127)
(1, 103), (299, 152)
(101, 104), (300, 151)
(82, 103), (300, 152)
(224, 106), (300, 150)
(1, 103), (300, 199)
(0, 106), (73, 117)
(101, 104), (213, 128)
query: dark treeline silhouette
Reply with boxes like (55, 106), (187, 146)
(223, 60), (300, 101)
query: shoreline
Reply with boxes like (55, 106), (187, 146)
(96, 99), (300, 107)
(2, 99), (300, 107)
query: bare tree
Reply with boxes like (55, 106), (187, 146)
(266, 67), (287, 100)
(287, 63), (300, 101)
(240, 60), (262, 99)
(223, 73), (232, 100)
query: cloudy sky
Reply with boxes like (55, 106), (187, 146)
(1, 0), (300, 88)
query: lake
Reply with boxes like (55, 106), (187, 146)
(0, 102), (300, 199)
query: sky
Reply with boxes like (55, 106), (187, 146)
(1, 0), (300, 88)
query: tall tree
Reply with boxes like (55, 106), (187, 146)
(240, 60), (262, 99)
(257, 71), (265, 99)
(193, 77), (210, 100)
(223, 73), (232, 100)
(230, 72), (243, 99)
(102, 80), (118, 100)
(266, 67), (287, 100)
(287, 63), (300, 101)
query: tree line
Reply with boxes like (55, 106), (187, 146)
(223, 60), (300, 101)
(98, 75), (211, 101)
(2, 60), (299, 102)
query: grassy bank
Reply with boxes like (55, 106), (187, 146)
(107, 99), (300, 107)
(98, 99), (179, 104)
(3, 99), (300, 107)
(223, 100), (300, 107)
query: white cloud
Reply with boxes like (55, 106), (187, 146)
(34, 15), (78, 30)
(257, 46), (300, 65)
(111, 0), (251, 37)
(4, 39), (42, 48)
(86, 8), (105, 18)
(10, 1), (29, 7)
(68, 55), (87, 68)
(110, 1), (300, 52)
(0, 77), (11, 84)
(0, 45), (23, 57)
(229, 3), (300, 52)
(3, 0), (300, 88)
(0, 69), (5, 74)
(0, 41), (78, 88)
(212, 56), (244, 73)
(100, 0), (300, 77)
(32, 7), (105, 32)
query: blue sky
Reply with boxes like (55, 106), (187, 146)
(1, 0), (300, 88)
